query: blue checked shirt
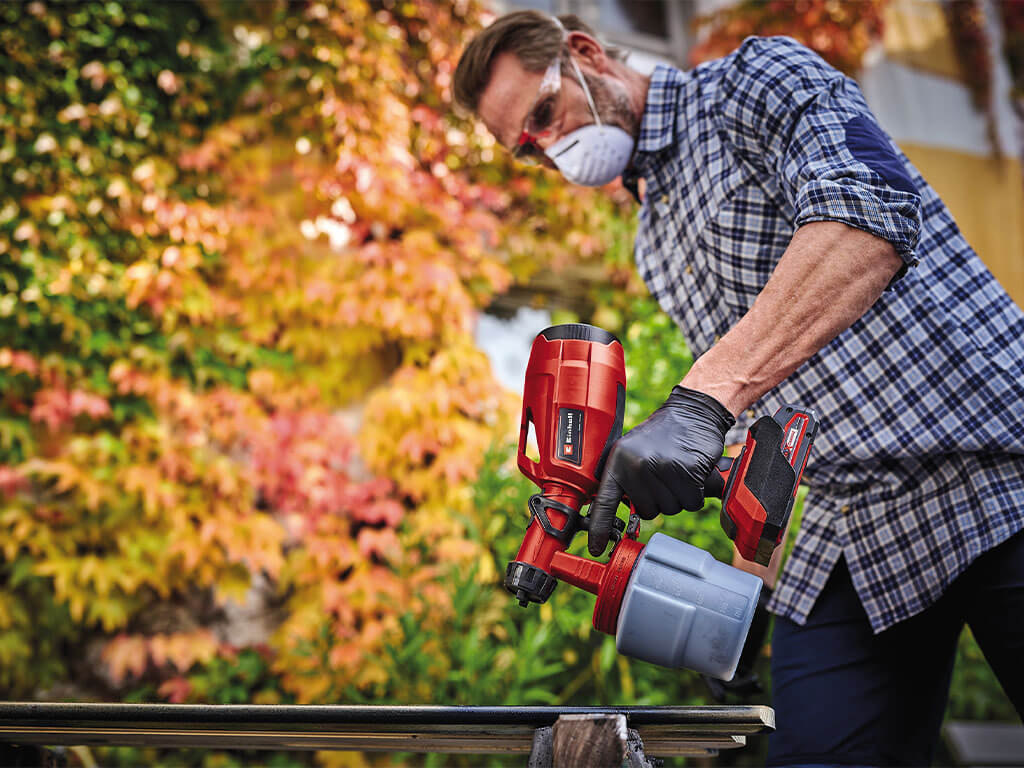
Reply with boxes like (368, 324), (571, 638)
(624, 37), (1024, 632)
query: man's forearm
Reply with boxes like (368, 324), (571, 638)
(682, 220), (905, 415)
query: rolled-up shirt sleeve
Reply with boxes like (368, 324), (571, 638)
(718, 36), (922, 272)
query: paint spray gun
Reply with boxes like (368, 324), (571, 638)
(505, 324), (817, 680)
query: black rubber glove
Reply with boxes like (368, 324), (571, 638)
(588, 386), (735, 556)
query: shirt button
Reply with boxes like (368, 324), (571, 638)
(840, 505), (851, 515)
(714, 334), (721, 343)
(684, 265), (693, 275)
(660, 194), (669, 204)
(746, 409), (756, 419)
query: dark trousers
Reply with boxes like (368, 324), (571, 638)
(766, 529), (1024, 766)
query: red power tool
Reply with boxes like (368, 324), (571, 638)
(506, 324), (818, 643)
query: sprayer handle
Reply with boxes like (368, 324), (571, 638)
(703, 456), (733, 499)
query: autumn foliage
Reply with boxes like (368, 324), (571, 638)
(689, 0), (886, 73)
(0, 0), (630, 711)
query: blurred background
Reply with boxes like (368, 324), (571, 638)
(1, 0), (1021, 765)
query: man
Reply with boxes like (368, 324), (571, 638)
(454, 11), (1024, 766)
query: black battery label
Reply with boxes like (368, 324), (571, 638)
(557, 408), (583, 465)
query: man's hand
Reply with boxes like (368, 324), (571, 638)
(587, 386), (734, 556)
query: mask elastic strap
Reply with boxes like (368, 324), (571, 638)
(551, 16), (603, 127)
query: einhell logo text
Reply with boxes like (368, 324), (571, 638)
(558, 408), (583, 466)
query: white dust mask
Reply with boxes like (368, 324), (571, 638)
(546, 54), (634, 186)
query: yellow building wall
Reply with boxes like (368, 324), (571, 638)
(880, 0), (1024, 308)
(900, 143), (1024, 307)
(883, 0), (961, 80)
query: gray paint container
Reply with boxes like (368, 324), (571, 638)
(615, 533), (762, 681)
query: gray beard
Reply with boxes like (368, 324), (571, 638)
(583, 72), (641, 138)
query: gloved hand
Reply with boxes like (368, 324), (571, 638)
(587, 385), (734, 556)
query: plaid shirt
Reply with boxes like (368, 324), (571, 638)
(624, 37), (1024, 632)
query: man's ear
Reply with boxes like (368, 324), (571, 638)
(566, 31), (609, 73)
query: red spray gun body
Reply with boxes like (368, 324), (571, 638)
(506, 324), (818, 675)
(508, 324), (633, 633)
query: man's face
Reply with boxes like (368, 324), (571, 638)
(477, 47), (637, 170)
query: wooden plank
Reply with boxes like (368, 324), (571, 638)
(0, 724), (750, 756)
(0, 703), (772, 757)
(643, 734), (746, 753)
(0, 703), (773, 728)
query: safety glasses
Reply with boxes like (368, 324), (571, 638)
(511, 52), (602, 166)
(512, 56), (564, 165)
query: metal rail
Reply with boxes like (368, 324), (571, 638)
(0, 703), (773, 757)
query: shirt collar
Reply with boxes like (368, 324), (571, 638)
(636, 64), (687, 154)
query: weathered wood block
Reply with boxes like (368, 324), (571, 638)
(553, 713), (627, 767)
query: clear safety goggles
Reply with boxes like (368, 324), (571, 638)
(512, 51), (602, 165)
